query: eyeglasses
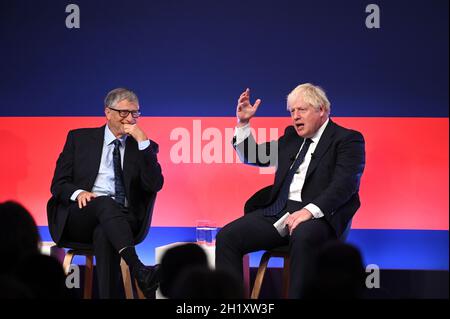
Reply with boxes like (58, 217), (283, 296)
(107, 107), (141, 118)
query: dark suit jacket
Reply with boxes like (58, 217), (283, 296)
(47, 125), (164, 244)
(236, 119), (365, 237)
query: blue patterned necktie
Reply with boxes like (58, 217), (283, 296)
(112, 139), (126, 207)
(263, 138), (313, 216)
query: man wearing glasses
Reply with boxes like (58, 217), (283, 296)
(47, 88), (164, 298)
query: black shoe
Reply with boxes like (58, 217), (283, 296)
(135, 264), (161, 298)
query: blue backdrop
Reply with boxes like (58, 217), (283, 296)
(1, 0), (448, 117)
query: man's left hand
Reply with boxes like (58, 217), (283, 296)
(286, 208), (313, 235)
(123, 124), (148, 142)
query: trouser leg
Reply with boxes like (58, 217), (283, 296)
(288, 218), (336, 298)
(93, 225), (121, 299)
(215, 209), (287, 280)
(63, 196), (139, 298)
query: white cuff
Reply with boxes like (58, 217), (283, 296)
(70, 189), (85, 202)
(234, 123), (251, 145)
(304, 203), (324, 219)
(138, 139), (150, 150)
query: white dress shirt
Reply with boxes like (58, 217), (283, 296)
(234, 119), (330, 219)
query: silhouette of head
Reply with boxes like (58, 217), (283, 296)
(15, 254), (74, 299)
(306, 241), (365, 299)
(173, 267), (244, 299)
(0, 201), (40, 273)
(160, 243), (208, 298)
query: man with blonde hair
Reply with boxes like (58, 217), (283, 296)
(216, 83), (366, 298)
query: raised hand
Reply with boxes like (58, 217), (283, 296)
(236, 88), (261, 127)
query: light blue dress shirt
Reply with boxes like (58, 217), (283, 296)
(70, 125), (150, 204)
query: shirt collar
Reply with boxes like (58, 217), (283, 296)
(310, 118), (329, 144)
(105, 124), (127, 147)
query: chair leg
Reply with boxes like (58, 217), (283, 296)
(62, 251), (75, 275)
(134, 278), (146, 299)
(251, 251), (272, 299)
(83, 255), (94, 299)
(281, 255), (290, 299)
(243, 254), (250, 298)
(120, 258), (135, 299)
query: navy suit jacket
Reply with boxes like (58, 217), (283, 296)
(47, 125), (164, 244)
(236, 119), (365, 236)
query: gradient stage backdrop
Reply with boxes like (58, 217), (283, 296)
(0, 0), (448, 271)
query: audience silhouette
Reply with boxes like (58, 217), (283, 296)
(174, 266), (244, 299)
(304, 241), (366, 299)
(0, 201), (73, 298)
(159, 243), (209, 298)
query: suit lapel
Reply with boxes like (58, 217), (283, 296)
(87, 126), (105, 189)
(305, 119), (336, 181)
(123, 137), (137, 195)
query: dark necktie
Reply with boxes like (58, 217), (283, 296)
(263, 138), (313, 216)
(113, 139), (126, 207)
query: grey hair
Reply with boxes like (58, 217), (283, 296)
(287, 83), (331, 114)
(104, 88), (139, 108)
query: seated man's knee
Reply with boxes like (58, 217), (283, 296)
(93, 225), (107, 241)
(215, 227), (228, 246)
(290, 223), (316, 247)
(90, 196), (121, 216)
(92, 196), (116, 206)
(216, 223), (238, 247)
(290, 221), (334, 248)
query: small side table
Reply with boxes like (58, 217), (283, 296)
(39, 241), (65, 264)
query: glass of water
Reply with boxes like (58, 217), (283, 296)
(205, 222), (218, 246)
(196, 220), (210, 245)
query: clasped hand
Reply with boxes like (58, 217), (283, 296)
(122, 124), (148, 142)
(285, 208), (313, 235)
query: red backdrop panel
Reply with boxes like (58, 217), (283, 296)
(0, 117), (447, 230)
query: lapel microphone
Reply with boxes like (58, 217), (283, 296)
(290, 154), (296, 162)
(291, 152), (316, 161)
(292, 153), (315, 162)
